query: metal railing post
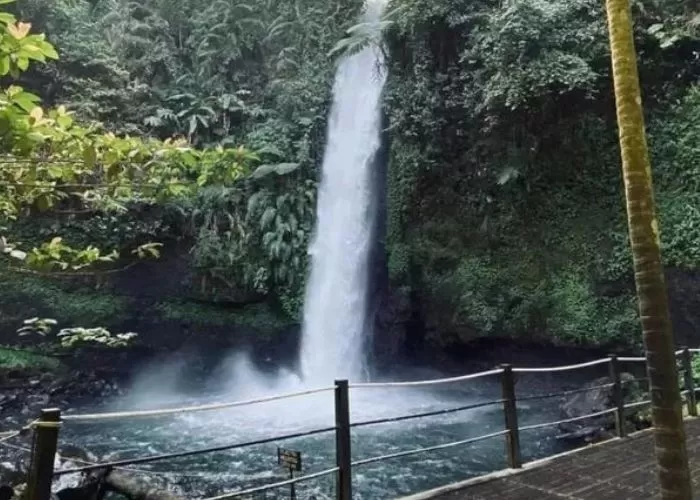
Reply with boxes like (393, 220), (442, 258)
(26, 408), (61, 500)
(334, 380), (352, 500)
(682, 347), (697, 417)
(500, 364), (521, 469)
(608, 355), (625, 437)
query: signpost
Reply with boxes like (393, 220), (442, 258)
(277, 448), (302, 500)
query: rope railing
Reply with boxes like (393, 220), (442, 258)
(624, 400), (652, 410)
(62, 386), (334, 422)
(351, 399), (505, 429)
(59, 348), (700, 423)
(0, 440), (30, 454)
(54, 426), (336, 476)
(515, 383), (614, 403)
(56, 454), (205, 479)
(349, 368), (504, 389)
(512, 358), (609, 373)
(0, 431), (21, 443)
(351, 430), (509, 468)
(618, 356), (647, 362)
(17, 347), (700, 500)
(200, 466), (339, 500)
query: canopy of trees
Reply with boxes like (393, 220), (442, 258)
(0, 0), (698, 352)
(0, 0), (360, 330)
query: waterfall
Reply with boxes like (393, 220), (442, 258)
(300, 0), (389, 384)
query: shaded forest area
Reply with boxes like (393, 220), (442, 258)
(383, 0), (700, 352)
(0, 0), (359, 355)
(1, 0), (699, 359)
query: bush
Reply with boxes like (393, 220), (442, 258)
(547, 269), (639, 347)
(0, 347), (62, 370)
(152, 300), (289, 333)
(0, 273), (128, 335)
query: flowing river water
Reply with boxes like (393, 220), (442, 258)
(57, 354), (609, 499)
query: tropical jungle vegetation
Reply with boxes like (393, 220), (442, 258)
(0, 0), (698, 357)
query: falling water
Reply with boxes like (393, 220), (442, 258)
(300, 0), (389, 384)
(46, 3), (578, 499)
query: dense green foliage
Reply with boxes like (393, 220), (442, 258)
(0, 0), (360, 343)
(383, 0), (699, 349)
(1, 0), (698, 352)
(0, 346), (61, 370)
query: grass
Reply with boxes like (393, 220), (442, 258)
(153, 299), (290, 331)
(0, 346), (63, 371)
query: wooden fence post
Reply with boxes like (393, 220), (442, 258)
(26, 408), (61, 500)
(682, 347), (697, 417)
(608, 355), (625, 437)
(500, 364), (521, 469)
(334, 380), (352, 500)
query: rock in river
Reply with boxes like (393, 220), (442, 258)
(557, 373), (645, 443)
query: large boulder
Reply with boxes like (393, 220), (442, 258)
(557, 373), (645, 443)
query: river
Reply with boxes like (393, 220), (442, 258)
(56, 352), (612, 499)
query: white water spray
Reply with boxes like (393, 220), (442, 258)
(122, 0), (394, 411)
(82, 4), (553, 497)
(300, 0), (389, 384)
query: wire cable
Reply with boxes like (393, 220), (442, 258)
(351, 399), (505, 429)
(351, 430), (508, 468)
(200, 467), (339, 500)
(54, 426), (336, 476)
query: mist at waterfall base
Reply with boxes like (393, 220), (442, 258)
(61, 352), (593, 499)
(59, 2), (579, 498)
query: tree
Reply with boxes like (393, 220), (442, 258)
(604, 0), (692, 498)
(0, 3), (260, 273)
(0, 0), (315, 320)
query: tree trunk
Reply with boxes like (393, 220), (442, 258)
(604, 0), (692, 498)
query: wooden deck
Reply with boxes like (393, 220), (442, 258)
(400, 418), (700, 500)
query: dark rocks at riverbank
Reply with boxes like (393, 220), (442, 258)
(0, 366), (122, 434)
(1, 444), (172, 499)
(556, 373), (650, 443)
(0, 367), (124, 491)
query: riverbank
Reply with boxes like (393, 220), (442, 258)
(0, 337), (648, 423)
(0, 341), (655, 497)
(0, 339), (650, 438)
(0, 361), (123, 434)
(0, 358), (125, 490)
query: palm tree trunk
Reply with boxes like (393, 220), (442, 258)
(604, 0), (692, 498)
